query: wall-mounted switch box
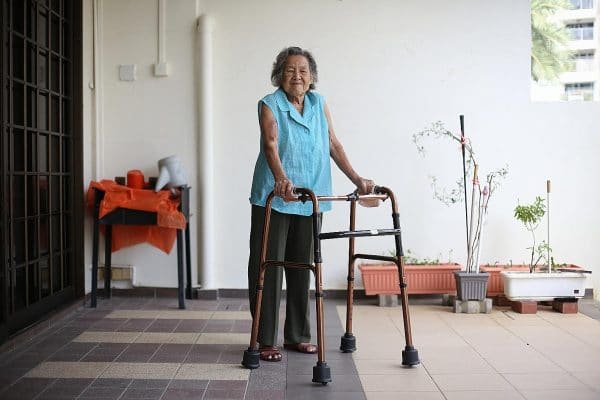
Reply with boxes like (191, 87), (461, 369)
(119, 64), (136, 81)
(154, 62), (170, 77)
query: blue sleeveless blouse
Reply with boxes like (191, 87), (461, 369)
(249, 88), (333, 216)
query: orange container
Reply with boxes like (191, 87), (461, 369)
(127, 170), (145, 189)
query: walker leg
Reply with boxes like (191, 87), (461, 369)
(313, 361), (332, 385)
(242, 266), (265, 369)
(340, 333), (356, 353)
(341, 201), (357, 353)
(242, 265), (265, 369)
(392, 210), (420, 367)
(243, 203), (276, 370)
(399, 272), (420, 366)
(242, 347), (260, 370)
(402, 345), (420, 366)
(311, 209), (332, 384)
(312, 262), (331, 384)
(340, 261), (357, 352)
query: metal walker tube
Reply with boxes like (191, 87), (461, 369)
(242, 186), (419, 383)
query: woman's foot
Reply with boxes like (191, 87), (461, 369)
(259, 346), (282, 362)
(283, 342), (318, 354)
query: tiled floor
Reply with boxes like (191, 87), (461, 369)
(347, 298), (600, 400)
(1, 296), (599, 400)
(0, 295), (364, 400)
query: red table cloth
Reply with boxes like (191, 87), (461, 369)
(87, 180), (186, 253)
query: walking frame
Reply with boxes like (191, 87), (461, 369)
(242, 186), (420, 384)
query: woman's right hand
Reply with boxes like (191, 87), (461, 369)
(274, 178), (296, 202)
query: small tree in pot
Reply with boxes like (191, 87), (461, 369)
(414, 117), (508, 301)
(514, 196), (551, 273)
(502, 183), (589, 302)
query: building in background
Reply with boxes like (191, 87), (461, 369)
(532, 0), (600, 101)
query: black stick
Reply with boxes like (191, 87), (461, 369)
(460, 115), (469, 260)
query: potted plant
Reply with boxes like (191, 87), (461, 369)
(413, 117), (508, 301)
(482, 196), (549, 299)
(501, 183), (588, 301)
(359, 249), (461, 296)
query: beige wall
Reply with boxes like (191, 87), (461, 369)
(82, 0), (600, 300)
(83, 0), (199, 289)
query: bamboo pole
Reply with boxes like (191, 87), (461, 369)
(547, 180), (551, 273)
(466, 164), (479, 273)
(473, 186), (489, 274)
(460, 115), (470, 264)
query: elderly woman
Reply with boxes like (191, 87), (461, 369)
(248, 46), (375, 362)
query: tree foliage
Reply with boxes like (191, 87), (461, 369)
(514, 196), (549, 272)
(531, 0), (572, 81)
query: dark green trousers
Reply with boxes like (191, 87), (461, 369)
(248, 205), (320, 347)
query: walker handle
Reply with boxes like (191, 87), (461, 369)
(292, 187), (312, 203)
(352, 185), (383, 197)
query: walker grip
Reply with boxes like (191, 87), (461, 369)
(292, 187), (311, 203)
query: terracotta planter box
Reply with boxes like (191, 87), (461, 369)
(481, 264), (583, 297)
(359, 263), (462, 295)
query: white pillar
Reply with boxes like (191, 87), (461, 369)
(91, 0), (104, 180)
(196, 15), (215, 289)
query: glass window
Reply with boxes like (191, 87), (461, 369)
(564, 82), (595, 101)
(566, 23), (594, 40)
(570, 0), (595, 9)
(582, 24), (593, 39)
(583, 0), (594, 8)
(572, 51), (594, 71)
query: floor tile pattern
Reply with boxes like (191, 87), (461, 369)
(0, 296), (364, 399)
(1, 296), (599, 399)
(342, 298), (600, 400)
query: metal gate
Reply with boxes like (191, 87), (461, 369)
(1, 0), (83, 343)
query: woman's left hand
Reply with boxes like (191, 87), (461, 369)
(356, 178), (375, 195)
(356, 178), (380, 207)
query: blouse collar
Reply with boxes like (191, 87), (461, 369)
(275, 88), (315, 128)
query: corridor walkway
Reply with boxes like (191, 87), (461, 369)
(0, 296), (599, 399)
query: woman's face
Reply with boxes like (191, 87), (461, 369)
(281, 55), (312, 98)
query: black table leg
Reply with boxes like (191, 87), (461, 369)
(91, 204), (100, 308)
(104, 225), (112, 298)
(185, 222), (192, 299)
(177, 228), (185, 309)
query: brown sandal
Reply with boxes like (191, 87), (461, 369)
(259, 346), (282, 362)
(283, 342), (318, 354)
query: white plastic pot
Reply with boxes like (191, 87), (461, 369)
(501, 271), (587, 301)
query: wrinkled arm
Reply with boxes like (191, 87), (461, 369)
(259, 103), (295, 201)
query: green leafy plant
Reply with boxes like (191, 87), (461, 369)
(514, 196), (552, 272)
(483, 260), (514, 269)
(385, 249), (454, 265)
(404, 249), (453, 265)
